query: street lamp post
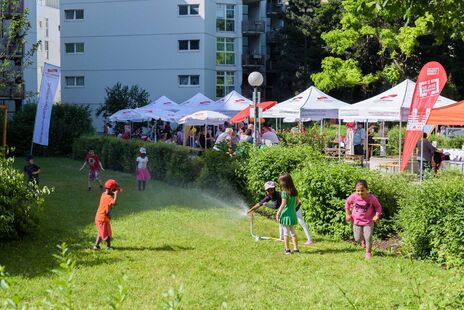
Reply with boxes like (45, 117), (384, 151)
(248, 71), (263, 146)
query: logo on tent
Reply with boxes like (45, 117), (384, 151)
(235, 99), (245, 102)
(380, 94), (398, 100)
(200, 101), (211, 104)
(163, 102), (172, 105)
(292, 96), (303, 101)
(317, 96), (329, 100)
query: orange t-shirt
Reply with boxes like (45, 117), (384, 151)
(95, 193), (114, 223)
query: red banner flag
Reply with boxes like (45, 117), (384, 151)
(400, 62), (447, 171)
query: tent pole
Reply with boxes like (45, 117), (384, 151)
(365, 120), (368, 168)
(338, 118), (341, 161)
(419, 138), (424, 183)
(399, 121), (402, 170)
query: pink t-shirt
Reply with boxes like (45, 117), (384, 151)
(345, 193), (382, 226)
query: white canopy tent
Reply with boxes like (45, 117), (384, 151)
(338, 79), (456, 121)
(141, 96), (180, 112)
(215, 90), (253, 117)
(264, 86), (350, 122)
(134, 107), (178, 123)
(175, 93), (220, 119)
(178, 110), (230, 126)
(109, 109), (149, 122)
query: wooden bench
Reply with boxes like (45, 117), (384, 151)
(378, 161), (399, 173)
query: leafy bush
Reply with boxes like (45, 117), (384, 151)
(237, 145), (322, 201)
(72, 135), (201, 184)
(8, 103), (93, 156)
(0, 153), (52, 239)
(293, 161), (407, 239)
(397, 174), (464, 267)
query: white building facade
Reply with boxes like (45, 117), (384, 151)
(60, 0), (243, 130)
(23, 0), (61, 101)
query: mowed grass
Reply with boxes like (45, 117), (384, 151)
(0, 157), (462, 309)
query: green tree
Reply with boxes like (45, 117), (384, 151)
(311, 0), (464, 99)
(274, 0), (342, 100)
(96, 82), (150, 119)
(0, 0), (39, 96)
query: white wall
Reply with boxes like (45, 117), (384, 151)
(61, 0), (242, 130)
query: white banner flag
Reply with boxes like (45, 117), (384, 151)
(33, 63), (60, 146)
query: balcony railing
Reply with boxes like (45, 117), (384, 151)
(242, 20), (265, 34)
(0, 84), (25, 99)
(242, 53), (265, 67)
(266, 31), (282, 44)
(266, 3), (283, 15)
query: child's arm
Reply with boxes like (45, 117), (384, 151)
(372, 196), (382, 222)
(111, 190), (120, 206)
(345, 195), (353, 221)
(79, 161), (87, 171)
(275, 199), (286, 222)
(247, 202), (261, 214)
(99, 160), (105, 171)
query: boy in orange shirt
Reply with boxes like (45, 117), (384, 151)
(93, 179), (121, 250)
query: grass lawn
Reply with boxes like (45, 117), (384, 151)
(0, 157), (462, 309)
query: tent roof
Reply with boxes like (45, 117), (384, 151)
(428, 100), (464, 125)
(176, 93), (220, 119)
(178, 110), (230, 126)
(215, 90), (252, 116)
(142, 96), (179, 111)
(108, 109), (148, 122)
(264, 86), (349, 120)
(339, 79), (456, 121)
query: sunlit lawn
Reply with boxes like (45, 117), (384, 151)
(0, 157), (462, 309)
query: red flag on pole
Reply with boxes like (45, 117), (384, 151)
(400, 62), (447, 172)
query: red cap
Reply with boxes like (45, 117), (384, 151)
(104, 179), (121, 191)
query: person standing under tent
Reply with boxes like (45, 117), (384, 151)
(353, 123), (366, 155)
(344, 123), (355, 155)
(416, 132), (437, 176)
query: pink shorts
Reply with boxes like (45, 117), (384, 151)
(96, 220), (112, 241)
(137, 168), (151, 181)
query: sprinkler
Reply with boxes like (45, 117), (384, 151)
(250, 214), (274, 241)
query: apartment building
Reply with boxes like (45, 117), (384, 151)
(60, 0), (243, 129)
(23, 0), (61, 101)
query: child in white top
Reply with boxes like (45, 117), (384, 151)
(136, 147), (151, 191)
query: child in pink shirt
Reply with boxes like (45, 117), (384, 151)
(345, 179), (382, 258)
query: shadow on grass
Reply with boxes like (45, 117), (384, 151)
(305, 247), (360, 255)
(111, 244), (194, 252)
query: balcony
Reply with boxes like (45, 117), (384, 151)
(266, 31), (282, 44)
(242, 53), (265, 67)
(242, 20), (265, 35)
(0, 84), (25, 100)
(266, 3), (283, 16)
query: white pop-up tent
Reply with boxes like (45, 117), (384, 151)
(338, 79), (456, 121)
(109, 109), (148, 122)
(141, 96), (180, 112)
(175, 93), (220, 119)
(135, 107), (177, 123)
(264, 86), (349, 122)
(215, 90), (253, 117)
(178, 110), (230, 126)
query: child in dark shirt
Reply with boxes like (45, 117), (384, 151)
(248, 181), (313, 244)
(24, 155), (41, 184)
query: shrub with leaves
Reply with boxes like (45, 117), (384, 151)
(293, 161), (407, 239)
(0, 153), (52, 239)
(398, 174), (464, 268)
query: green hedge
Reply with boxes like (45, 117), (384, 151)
(72, 135), (201, 185)
(397, 174), (464, 267)
(8, 103), (93, 156)
(0, 154), (51, 239)
(293, 161), (408, 240)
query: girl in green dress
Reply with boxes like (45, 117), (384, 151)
(275, 173), (299, 255)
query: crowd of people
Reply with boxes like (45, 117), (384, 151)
(103, 120), (281, 150)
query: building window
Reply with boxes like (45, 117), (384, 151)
(216, 4), (234, 32)
(216, 71), (234, 97)
(178, 4), (199, 16)
(178, 75), (200, 86)
(65, 43), (84, 54)
(216, 38), (234, 65)
(178, 40), (199, 51)
(65, 76), (85, 87)
(45, 18), (49, 37)
(45, 40), (49, 60)
(64, 9), (84, 20)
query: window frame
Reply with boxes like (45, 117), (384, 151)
(216, 37), (235, 65)
(65, 76), (85, 88)
(65, 42), (85, 54)
(216, 71), (235, 97)
(178, 75), (200, 87)
(216, 4), (235, 32)
(64, 9), (84, 21)
(178, 4), (200, 16)
(178, 39), (200, 52)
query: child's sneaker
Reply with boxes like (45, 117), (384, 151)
(361, 240), (366, 248)
(365, 251), (372, 259)
(88, 187), (92, 191)
(304, 240), (314, 245)
(284, 249), (291, 255)
(106, 247), (111, 251)
(93, 244), (101, 250)
(293, 249), (300, 254)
